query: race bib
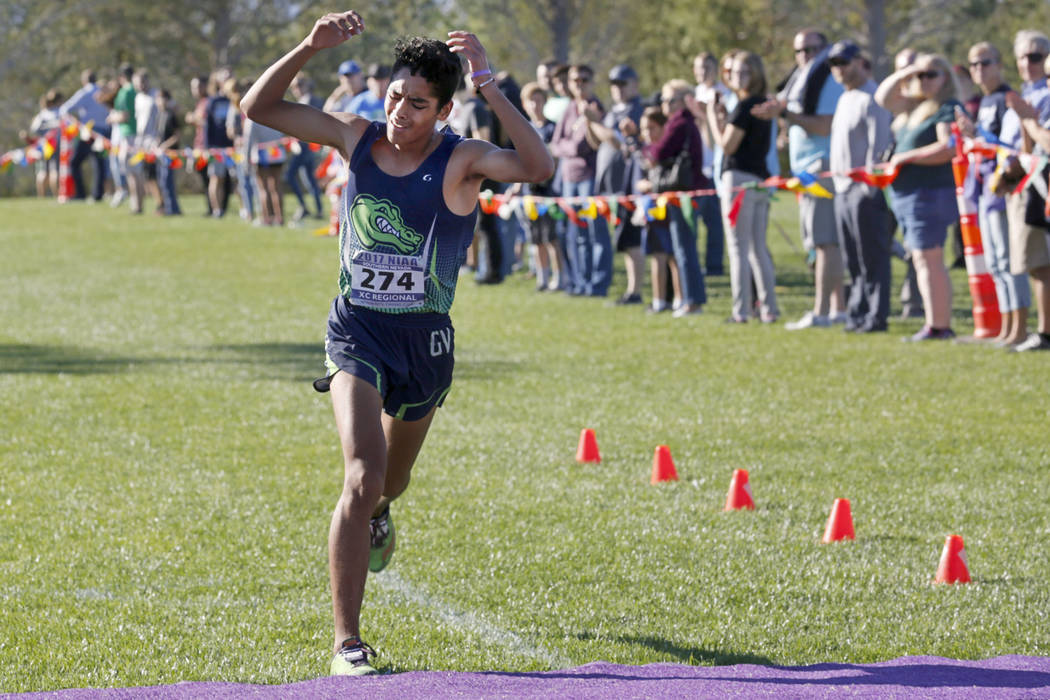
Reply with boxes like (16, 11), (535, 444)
(348, 250), (425, 310)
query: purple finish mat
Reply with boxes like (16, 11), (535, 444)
(12, 655), (1050, 699)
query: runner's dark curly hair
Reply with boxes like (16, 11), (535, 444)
(391, 36), (462, 107)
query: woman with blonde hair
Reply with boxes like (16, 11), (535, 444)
(707, 50), (778, 322)
(876, 53), (961, 340)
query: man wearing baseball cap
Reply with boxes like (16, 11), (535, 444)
(324, 59), (366, 112)
(827, 39), (894, 332)
(588, 64), (646, 304)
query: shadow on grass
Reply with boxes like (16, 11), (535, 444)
(3, 341), (529, 385)
(571, 631), (772, 666)
(0, 343), (169, 375)
(0, 342), (321, 382)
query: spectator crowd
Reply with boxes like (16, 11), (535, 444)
(11, 27), (1050, 351)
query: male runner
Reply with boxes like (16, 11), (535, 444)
(242, 10), (554, 676)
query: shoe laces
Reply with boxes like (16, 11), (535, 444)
(337, 636), (376, 664)
(369, 510), (390, 547)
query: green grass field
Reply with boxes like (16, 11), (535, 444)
(2, 195), (1049, 692)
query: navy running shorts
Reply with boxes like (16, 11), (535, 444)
(314, 295), (455, 422)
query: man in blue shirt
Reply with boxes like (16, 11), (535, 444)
(347, 63), (391, 122)
(754, 30), (846, 329)
(59, 70), (111, 201)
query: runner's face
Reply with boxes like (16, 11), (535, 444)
(385, 69), (443, 144)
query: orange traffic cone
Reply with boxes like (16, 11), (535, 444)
(650, 445), (678, 483)
(934, 534), (971, 584)
(821, 498), (855, 543)
(724, 469), (755, 510)
(576, 428), (600, 463)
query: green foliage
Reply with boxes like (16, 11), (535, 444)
(2, 195), (1050, 691)
(7, 0), (1050, 188)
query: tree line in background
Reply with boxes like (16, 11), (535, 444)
(3, 0), (1049, 195)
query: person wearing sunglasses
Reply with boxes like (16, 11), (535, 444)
(875, 53), (962, 341)
(959, 42), (1032, 347)
(754, 29), (847, 330)
(708, 51), (779, 323)
(550, 64), (611, 297)
(998, 30), (1050, 352)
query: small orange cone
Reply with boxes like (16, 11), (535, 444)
(650, 445), (678, 483)
(576, 428), (600, 463)
(934, 534), (971, 584)
(724, 469), (755, 510)
(821, 498), (855, 543)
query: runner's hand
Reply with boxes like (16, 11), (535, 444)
(447, 31), (490, 78)
(305, 11), (364, 50)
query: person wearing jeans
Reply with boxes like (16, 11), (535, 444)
(550, 64), (608, 296)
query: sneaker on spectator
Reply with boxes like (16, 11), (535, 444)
(646, 300), (669, 314)
(785, 311), (830, 330)
(614, 293), (643, 306)
(671, 304), (703, 318)
(1010, 333), (1050, 352)
(905, 325), (956, 342)
(829, 311), (849, 325)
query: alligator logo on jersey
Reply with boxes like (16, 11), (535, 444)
(350, 194), (423, 255)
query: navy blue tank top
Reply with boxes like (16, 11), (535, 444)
(338, 122), (478, 314)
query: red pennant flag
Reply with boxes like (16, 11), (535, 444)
(727, 189), (746, 228)
(555, 197), (583, 226)
(315, 149), (336, 179)
(848, 167), (898, 189)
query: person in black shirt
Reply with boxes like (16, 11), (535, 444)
(707, 51), (779, 323)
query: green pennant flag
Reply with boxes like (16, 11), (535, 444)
(679, 196), (695, 232)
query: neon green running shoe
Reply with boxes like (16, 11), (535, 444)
(369, 507), (395, 573)
(330, 636), (378, 676)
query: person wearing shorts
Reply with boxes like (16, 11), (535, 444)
(241, 11), (554, 677)
(1000, 30), (1050, 351)
(877, 52), (961, 341)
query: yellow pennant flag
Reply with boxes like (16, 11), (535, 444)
(649, 195), (668, 221)
(802, 181), (833, 199)
(578, 197), (598, 220)
(523, 196), (538, 221)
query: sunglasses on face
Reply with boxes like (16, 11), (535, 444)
(917, 70), (941, 81)
(828, 57), (851, 67)
(969, 58), (995, 68)
(571, 76), (592, 84)
(1021, 52), (1047, 63)
(795, 46), (821, 56)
